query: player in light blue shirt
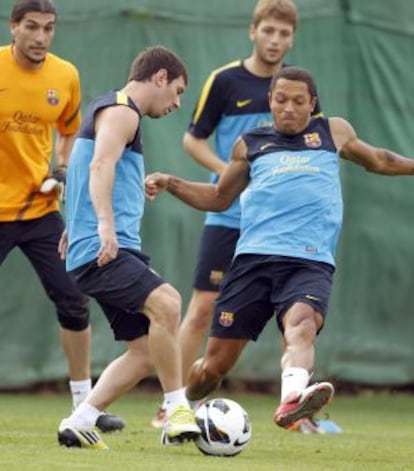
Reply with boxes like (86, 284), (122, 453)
(146, 65), (414, 430)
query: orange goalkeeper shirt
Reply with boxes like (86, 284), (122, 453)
(0, 45), (81, 221)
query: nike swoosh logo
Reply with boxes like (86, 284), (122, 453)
(236, 99), (252, 108)
(259, 143), (274, 151)
(305, 294), (320, 301)
(234, 437), (249, 446)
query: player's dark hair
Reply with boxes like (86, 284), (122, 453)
(270, 66), (317, 97)
(128, 45), (188, 85)
(10, 0), (57, 22)
(252, 0), (298, 30)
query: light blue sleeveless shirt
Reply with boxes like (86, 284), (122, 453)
(65, 91), (144, 271)
(236, 118), (342, 266)
(187, 62), (322, 229)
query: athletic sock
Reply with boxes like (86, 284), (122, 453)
(281, 367), (310, 403)
(69, 379), (92, 409)
(67, 402), (101, 429)
(163, 387), (189, 416)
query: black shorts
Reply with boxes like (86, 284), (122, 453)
(72, 248), (165, 341)
(211, 254), (335, 341)
(0, 212), (89, 331)
(193, 225), (240, 291)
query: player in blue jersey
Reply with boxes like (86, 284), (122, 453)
(56, 46), (201, 450)
(145, 65), (414, 429)
(151, 0), (322, 430)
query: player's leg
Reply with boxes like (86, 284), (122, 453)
(186, 254), (272, 401)
(85, 336), (153, 410)
(141, 282), (201, 444)
(60, 327), (91, 380)
(67, 249), (199, 446)
(273, 259), (335, 428)
(142, 283), (182, 392)
(180, 225), (239, 378)
(151, 225), (238, 427)
(58, 257), (158, 449)
(274, 301), (334, 427)
(186, 337), (248, 401)
(150, 289), (215, 428)
(59, 335), (153, 449)
(0, 220), (19, 264)
(281, 301), (322, 372)
(178, 289), (218, 378)
(151, 287), (217, 428)
(18, 214), (92, 384)
(18, 212), (124, 432)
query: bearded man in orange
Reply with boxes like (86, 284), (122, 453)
(0, 0), (124, 433)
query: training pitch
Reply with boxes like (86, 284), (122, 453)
(0, 390), (412, 470)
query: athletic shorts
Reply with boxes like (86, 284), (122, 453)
(211, 254), (335, 341)
(71, 248), (165, 341)
(0, 211), (89, 331)
(193, 225), (240, 291)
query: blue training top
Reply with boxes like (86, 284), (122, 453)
(236, 117), (342, 266)
(65, 91), (144, 271)
(187, 60), (322, 229)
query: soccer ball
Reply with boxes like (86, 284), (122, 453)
(194, 398), (252, 457)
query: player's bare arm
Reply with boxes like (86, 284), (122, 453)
(145, 172), (214, 204)
(149, 175), (219, 210)
(330, 117), (414, 175)
(216, 136), (250, 199)
(90, 105), (139, 266)
(55, 133), (77, 166)
(146, 137), (249, 211)
(40, 133), (77, 197)
(183, 132), (228, 174)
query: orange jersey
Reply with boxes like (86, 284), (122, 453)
(0, 45), (81, 221)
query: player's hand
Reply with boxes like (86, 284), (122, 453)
(145, 172), (170, 200)
(96, 222), (118, 267)
(58, 230), (68, 260)
(40, 164), (67, 200)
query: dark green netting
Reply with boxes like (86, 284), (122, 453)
(1, 0), (414, 386)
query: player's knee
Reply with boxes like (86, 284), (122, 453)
(56, 294), (90, 331)
(285, 316), (318, 345)
(147, 284), (181, 331)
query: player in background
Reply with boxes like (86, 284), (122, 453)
(0, 0), (124, 432)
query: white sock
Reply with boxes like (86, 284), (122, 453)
(69, 379), (92, 409)
(163, 387), (188, 416)
(281, 367), (310, 402)
(67, 402), (101, 429)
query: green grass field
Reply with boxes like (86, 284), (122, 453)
(0, 391), (413, 471)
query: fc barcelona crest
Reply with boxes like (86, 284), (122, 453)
(219, 311), (234, 327)
(47, 88), (60, 106)
(304, 132), (321, 148)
